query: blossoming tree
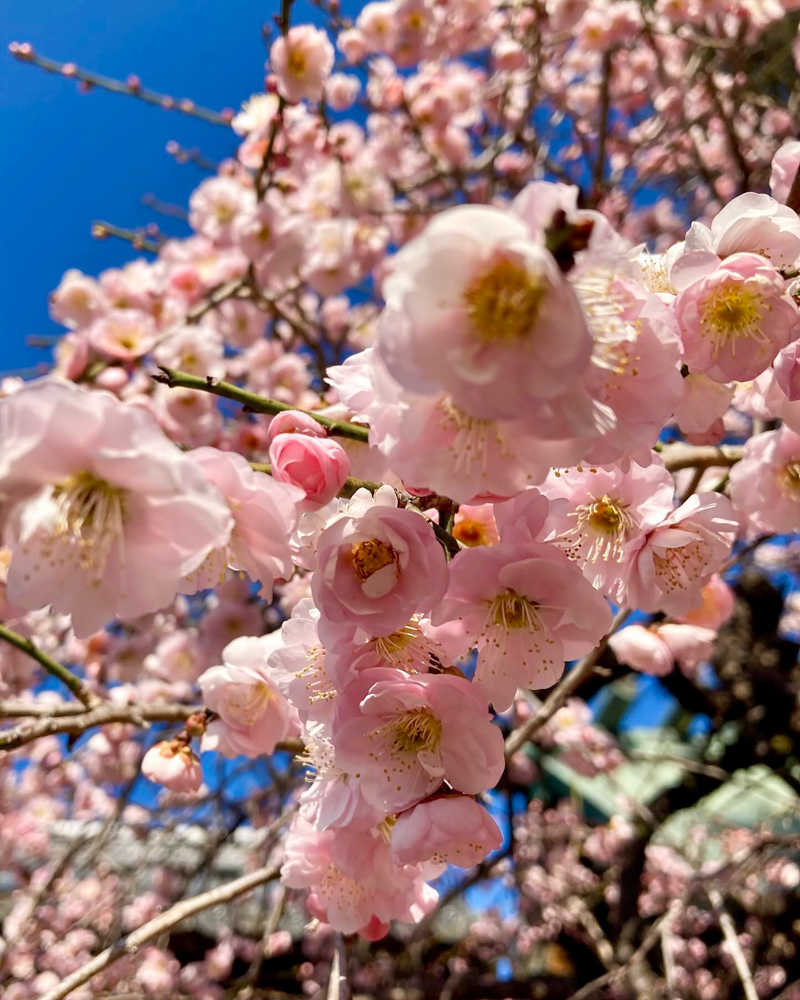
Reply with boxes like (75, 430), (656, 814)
(4, 3), (800, 999)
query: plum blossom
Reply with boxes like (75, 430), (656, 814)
(199, 635), (300, 758)
(141, 741), (203, 793)
(539, 459), (675, 599)
(609, 622), (716, 676)
(377, 205), (594, 421)
(333, 673), (505, 811)
(281, 814), (436, 936)
(89, 309), (157, 361)
(673, 252), (798, 382)
(680, 192), (800, 268)
(770, 141), (800, 203)
(390, 795), (503, 868)
(311, 504), (448, 644)
(729, 426), (800, 534)
(626, 493), (739, 615)
(183, 447), (302, 598)
(270, 25), (335, 103)
(0, 379), (232, 636)
(432, 540), (612, 711)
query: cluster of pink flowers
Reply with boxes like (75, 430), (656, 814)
(6, 1), (800, 990)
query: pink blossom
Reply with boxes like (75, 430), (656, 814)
(142, 741), (203, 793)
(269, 433), (350, 508)
(153, 324), (225, 379)
(188, 177), (255, 247)
(391, 795), (503, 868)
(673, 252), (798, 383)
(674, 373), (735, 435)
(199, 635), (300, 758)
(610, 622), (716, 676)
(774, 341), (800, 401)
(333, 673), (504, 811)
(626, 493), (739, 615)
(452, 504), (499, 548)
(681, 192), (800, 268)
(184, 447), (301, 598)
(377, 205), (594, 421)
(270, 26), (335, 103)
(267, 598), (337, 729)
(770, 141), (800, 203)
(432, 540), (612, 712)
(678, 574), (735, 630)
(89, 309), (157, 361)
(0, 379), (232, 636)
(729, 426), (800, 533)
(49, 269), (108, 329)
(539, 459), (675, 600)
(281, 814), (437, 935)
(311, 504), (448, 643)
(326, 73), (360, 111)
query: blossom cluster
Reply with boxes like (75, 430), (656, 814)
(4, 1), (800, 993)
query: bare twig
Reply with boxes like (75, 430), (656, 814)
(37, 841), (289, 1000)
(9, 43), (232, 127)
(707, 887), (759, 1000)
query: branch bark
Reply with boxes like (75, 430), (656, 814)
(0, 623), (100, 709)
(153, 367), (370, 442)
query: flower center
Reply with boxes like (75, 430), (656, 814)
(288, 49), (307, 75)
(700, 284), (768, 357)
(370, 618), (444, 673)
(488, 588), (542, 631)
(781, 461), (800, 498)
(463, 259), (548, 343)
(52, 471), (127, 578)
(562, 493), (634, 564)
(350, 538), (398, 581)
(390, 707), (442, 755)
(453, 519), (488, 547)
(226, 680), (273, 726)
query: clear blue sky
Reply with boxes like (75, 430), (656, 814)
(1, 0), (287, 376)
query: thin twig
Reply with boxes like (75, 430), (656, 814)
(9, 44), (232, 127)
(0, 623), (100, 709)
(504, 606), (631, 758)
(707, 887), (759, 1000)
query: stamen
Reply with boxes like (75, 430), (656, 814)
(561, 493), (634, 564)
(700, 283), (769, 359)
(51, 471), (127, 581)
(463, 259), (549, 343)
(350, 538), (398, 581)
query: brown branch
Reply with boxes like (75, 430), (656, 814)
(0, 699), (304, 754)
(504, 606), (630, 758)
(37, 809), (293, 1000)
(660, 442), (743, 473)
(91, 220), (161, 254)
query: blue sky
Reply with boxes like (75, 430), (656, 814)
(1, 0), (283, 375)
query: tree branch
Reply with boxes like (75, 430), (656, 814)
(504, 606), (630, 758)
(0, 623), (100, 709)
(37, 842), (289, 1000)
(152, 367), (370, 442)
(0, 699), (304, 753)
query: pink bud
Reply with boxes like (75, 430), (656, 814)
(268, 433), (349, 507)
(267, 409), (327, 443)
(142, 741), (202, 792)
